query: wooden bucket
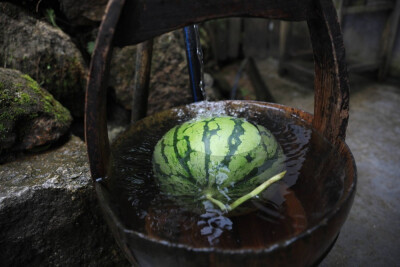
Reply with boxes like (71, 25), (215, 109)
(85, 0), (357, 266)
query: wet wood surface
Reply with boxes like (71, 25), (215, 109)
(85, 0), (125, 179)
(114, 0), (315, 46)
(131, 40), (154, 123)
(307, 0), (349, 145)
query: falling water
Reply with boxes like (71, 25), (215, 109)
(193, 24), (207, 101)
(183, 25), (207, 101)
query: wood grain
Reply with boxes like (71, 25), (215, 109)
(131, 40), (154, 123)
(85, 0), (126, 179)
(114, 0), (315, 46)
(308, 0), (350, 145)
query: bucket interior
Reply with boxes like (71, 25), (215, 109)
(96, 100), (356, 266)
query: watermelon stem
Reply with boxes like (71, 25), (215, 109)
(205, 194), (229, 212)
(228, 170), (286, 211)
(205, 171), (286, 213)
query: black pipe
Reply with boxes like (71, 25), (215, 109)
(183, 25), (205, 102)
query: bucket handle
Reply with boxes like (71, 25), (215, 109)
(85, 0), (349, 179)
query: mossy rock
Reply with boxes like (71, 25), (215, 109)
(0, 68), (72, 160)
(0, 3), (87, 117)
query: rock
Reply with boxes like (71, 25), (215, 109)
(0, 3), (87, 117)
(109, 45), (137, 110)
(110, 30), (192, 112)
(147, 82), (193, 116)
(0, 135), (129, 266)
(204, 72), (222, 101)
(151, 30), (188, 78)
(59, 0), (108, 25)
(0, 68), (72, 160)
(147, 30), (193, 115)
(110, 29), (221, 115)
(146, 31), (224, 114)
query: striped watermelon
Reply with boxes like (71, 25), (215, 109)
(152, 116), (285, 213)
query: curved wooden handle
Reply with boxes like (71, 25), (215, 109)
(308, 0), (349, 144)
(85, 0), (125, 179)
(114, 0), (315, 46)
(85, 0), (350, 179)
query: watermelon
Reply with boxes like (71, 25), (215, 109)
(152, 116), (286, 213)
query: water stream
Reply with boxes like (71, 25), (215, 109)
(183, 25), (207, 101)
(193, 24), (206, 101)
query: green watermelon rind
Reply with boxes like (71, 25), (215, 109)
(152, 116), (285, 208)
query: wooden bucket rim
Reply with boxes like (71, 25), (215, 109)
(98, 100), (357, 255)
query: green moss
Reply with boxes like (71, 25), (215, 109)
(0, 73), (72, 143)
(0, 80), (36, 107)
(0, 111), (11, 121)
(21, 74), (40, 93)
(0, 105), (26, 123)
(43, 94), (71, 124)
(21, 74), (71, 125)
(0, 90), (12, 102)
(18, 93), (31, 105)
(19, 53), (85, 117)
